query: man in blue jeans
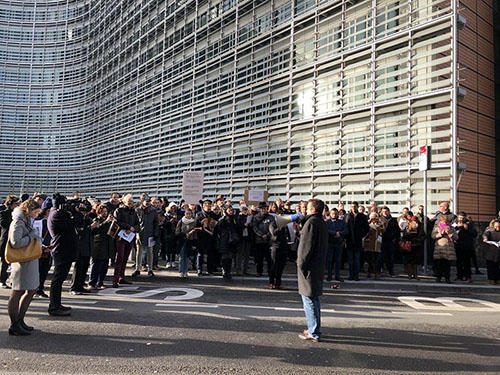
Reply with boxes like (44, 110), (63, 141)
(326, 208), (348, 282)
(297, 199), (328, 342)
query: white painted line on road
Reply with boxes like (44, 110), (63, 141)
(154, 310), (242, 320)
(68, 306), (122, 311)
(328, 288), (413, 294)
(391, 311), (453, 316)
(274, 307), (304, 312)
(155, 303), (219, 308)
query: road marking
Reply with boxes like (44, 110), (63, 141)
(155, 303), (219, 308)
(274, 307), (304, 312)
(391, 311), (453, 316)
(398, 296), (500, 312)
(154, 310), (243, 320)
(98, 287), (204, 301)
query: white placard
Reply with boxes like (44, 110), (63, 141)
(182, 171), (204, 204)
(248, 190), (265, 203)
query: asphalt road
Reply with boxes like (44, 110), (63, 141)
(0, 273), (499, 375)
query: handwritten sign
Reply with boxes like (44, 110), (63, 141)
(182, 171), (204, 204)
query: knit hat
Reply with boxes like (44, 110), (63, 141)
(41, 197), (53, 210)
(167, 202), (177, 210)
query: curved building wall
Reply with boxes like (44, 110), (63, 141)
(1, 0), (460, 215)
(0, 0), (90, 193)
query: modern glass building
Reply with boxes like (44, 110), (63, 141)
(0, 0), (497, 221)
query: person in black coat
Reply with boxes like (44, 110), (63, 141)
(214, 206), (240, 280)
(345, 202), (369, 281)
(454, 212), (477, 282)
(297, 199), (328, 342)
(70, 200), (95, 294)
(89, 204), (115, 288)
(195, 200), (218, 275)
(0, 195), (20, 288)
(112, 194), (140, 288)
(252, 202), (276, 277)
(47, 193), (78, 316)
(381, 206), (401, 277)
(269, 218), (289, 289)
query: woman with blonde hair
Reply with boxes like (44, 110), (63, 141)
(7, 198), (42, 335)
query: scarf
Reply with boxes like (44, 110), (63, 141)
(181, 216), (194, 225)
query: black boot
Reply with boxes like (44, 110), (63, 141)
(20, 320), (34, 332)
(9, 321), (30, 336)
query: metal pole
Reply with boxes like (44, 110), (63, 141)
(423, 169), (428, 274)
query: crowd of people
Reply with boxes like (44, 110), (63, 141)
(0, 191), (499, 337)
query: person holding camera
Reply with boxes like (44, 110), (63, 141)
(71, 200), (96, 295)
(47, 194), (78, 316)
(89, 204), (115, 289)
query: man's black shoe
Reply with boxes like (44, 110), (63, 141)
(335, 277), (344, 282)
(112, 282), (119, 288)
(119, 279), (132, 284)
(35, 290), (49, 298)
(131, 270), (140, 277)
(48, 309), (71, 317)
(148, 271), (155, 277)
(60, 305), (72, 311)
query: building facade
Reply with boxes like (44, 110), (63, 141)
(0, 0), (497, 221)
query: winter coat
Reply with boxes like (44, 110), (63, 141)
(432, 225), (457, 260)
(297, 213), (328, 298)
(381, 216), (400, 243)
(135, 206), (159, 246)
(252, 213), (276, 244)
(402, 221), (425, 257)
(91, 217), (115, 260)
(48, 208), (78, 266)
(269, 219), (288, 252)
(325, 218), (348, 245)
(163, 212), (178, 241)
(454, 221), (477, 252)
(8, 208), (38, 250)
(195, 210), (217, 249)
(0, 208), (13, 257)
(345, 212), (369, 249)
(175, 217), (196, 241)
(363, 221), (385, 253)
(113, 205), (140, 234)
(214, 215), (240, 257)
(73, 211), (93, 257)
(482, 228), (500, 263)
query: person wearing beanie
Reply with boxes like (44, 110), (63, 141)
(20, 194), (30, 202)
